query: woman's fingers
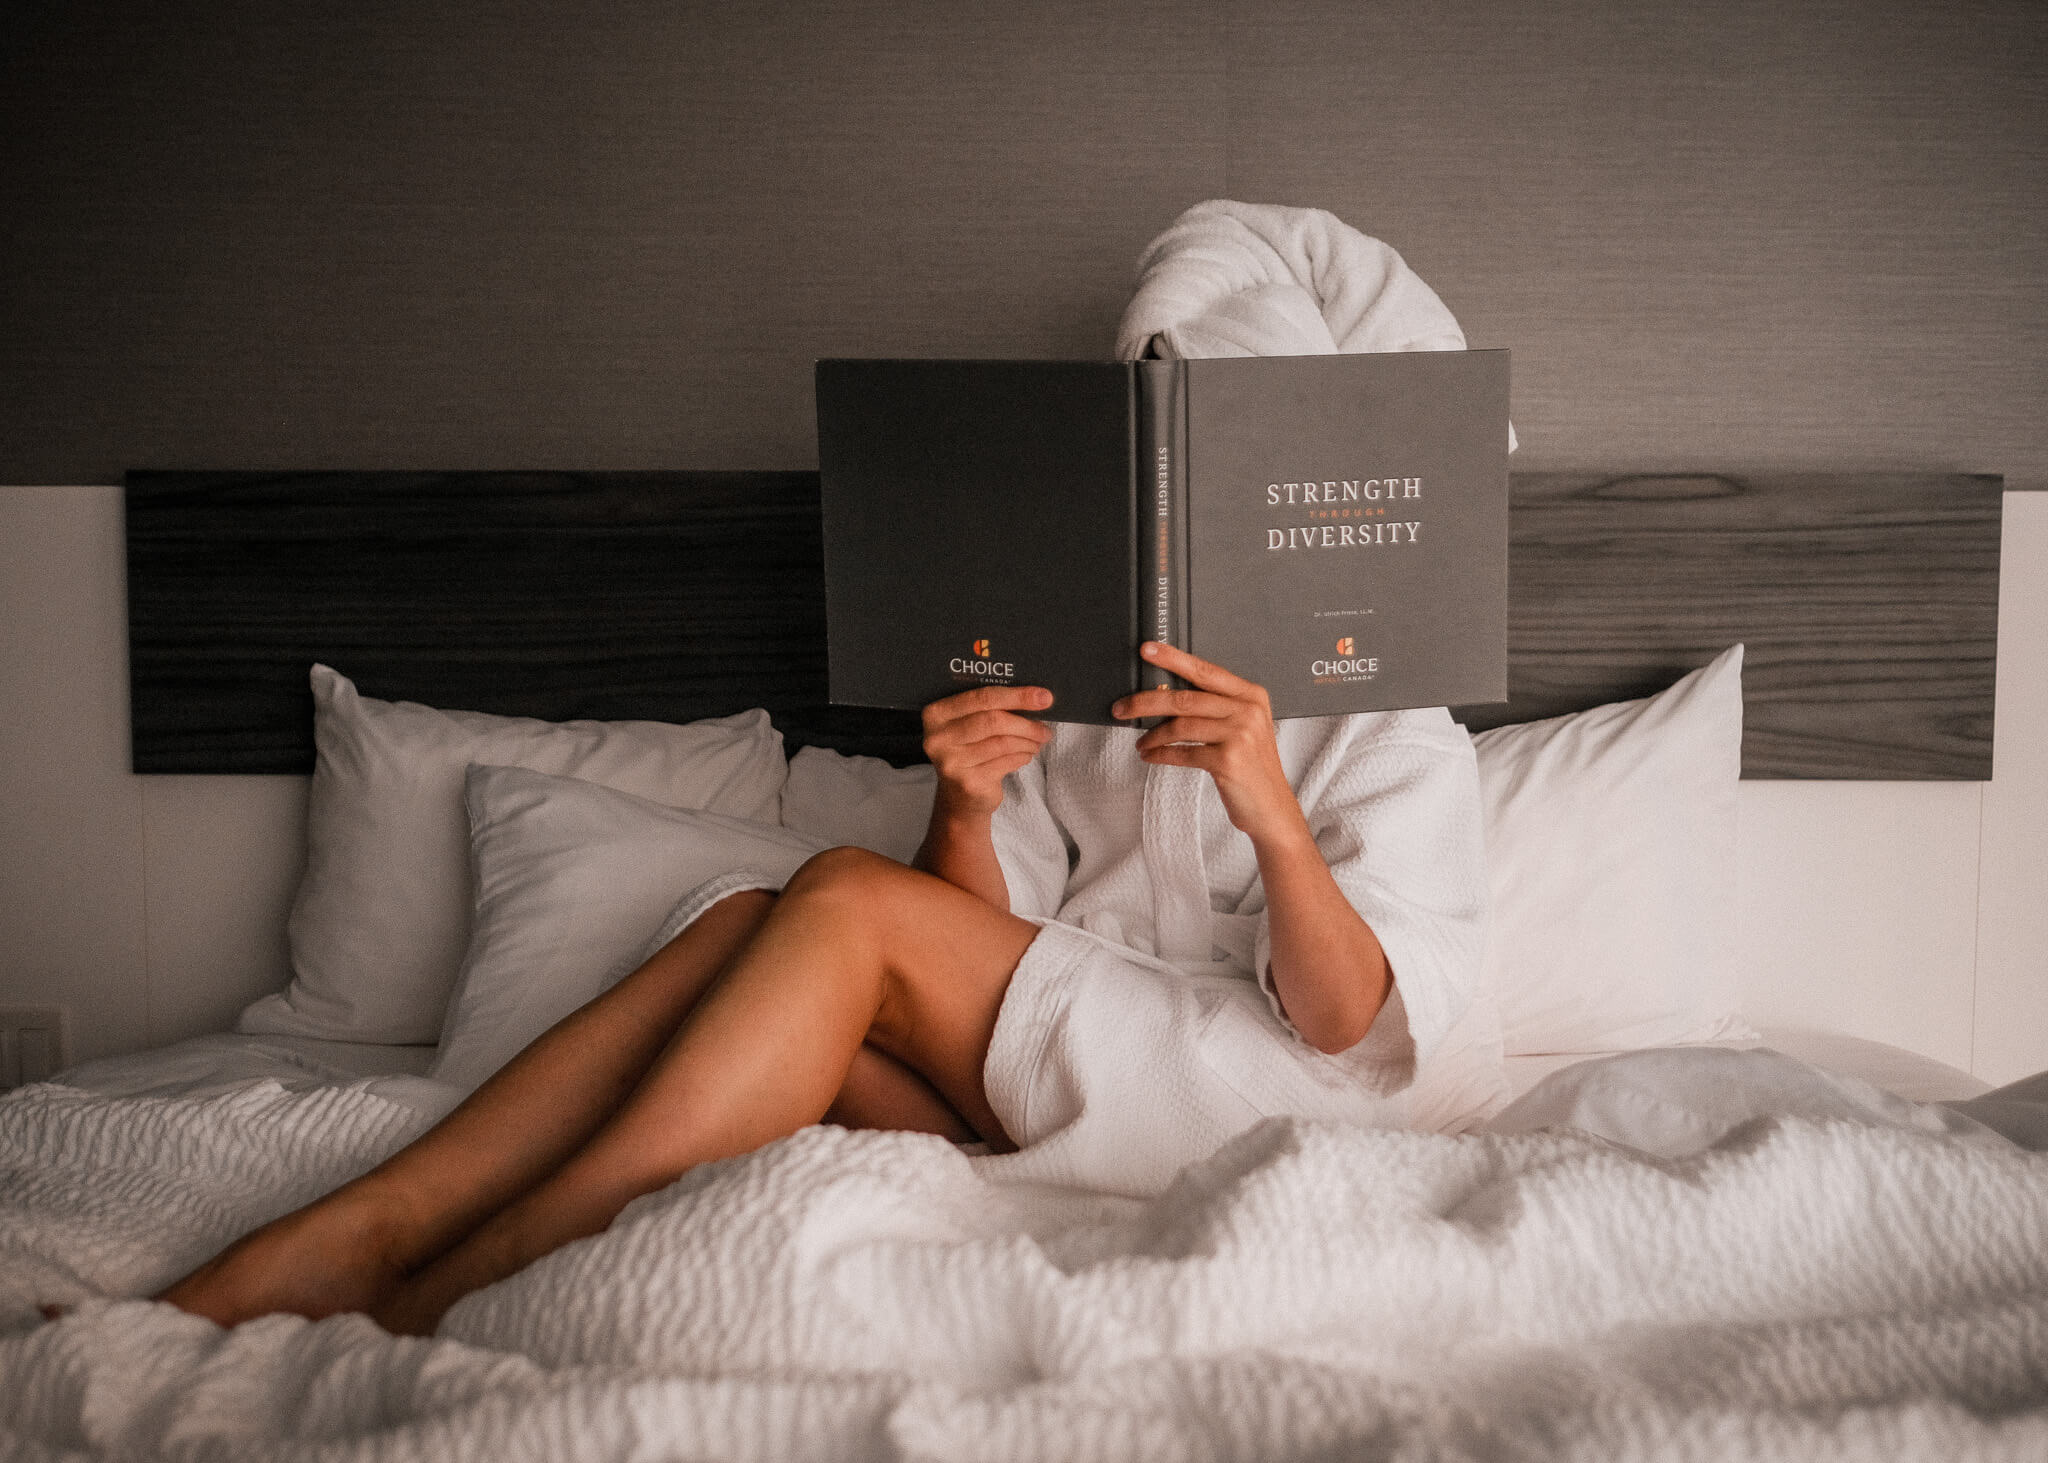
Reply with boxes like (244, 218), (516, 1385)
(1136, 641), (1264, 702)
(946, 735), (1055, 770)
(1132, 715), (1235, 753)
(929, 738), (1045, 817)
(1118, 644), (1301, 842)
(1133, 740), (1221, 771)
(921, 684), (1052, 732)
(922, 687), (1056, 818)
(1111, 686), (1239, 725)
(926, 707), (1053, 755)
(1113, 644), (1273, 725)
(971, 749), (1049, 782)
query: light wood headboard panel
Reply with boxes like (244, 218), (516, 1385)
(126, 470), (2000, 778)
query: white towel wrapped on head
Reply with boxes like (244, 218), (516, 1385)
(1115, 199), (1467, 360)
(1114, 198), (1516, 449)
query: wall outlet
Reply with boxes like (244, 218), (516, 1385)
(0, 1007), (70, 1088)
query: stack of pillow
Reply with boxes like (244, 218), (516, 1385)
(240, 647), (1754, 1132)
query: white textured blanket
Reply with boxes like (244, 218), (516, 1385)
(4, 1076), (2047, 1460)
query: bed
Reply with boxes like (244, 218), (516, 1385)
(3, 467), (2044, 1460)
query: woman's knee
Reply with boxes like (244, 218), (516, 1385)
(782, 845), (907, 903)
(778, 847), (943, 948)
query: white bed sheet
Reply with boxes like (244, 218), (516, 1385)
(1503, 1026), (1994, 1106)
(51, 1033), (459, 1123)
(7, 1040), (2046, 1461)
(55, 1032), (436, 1094)
(57, 1023), (1995, 1117)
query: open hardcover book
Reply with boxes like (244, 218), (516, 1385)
(817, 351), (1510, 724)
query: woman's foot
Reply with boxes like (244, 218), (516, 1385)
(155, 1191), (412, 1328)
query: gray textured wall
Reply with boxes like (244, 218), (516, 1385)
(4, 0), (2043, 486)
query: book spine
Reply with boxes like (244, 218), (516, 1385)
(1136, 359), (1186, 701)
(1167, 359), (1189, 666)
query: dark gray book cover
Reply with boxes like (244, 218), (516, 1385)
(817, 351), (1509, 724)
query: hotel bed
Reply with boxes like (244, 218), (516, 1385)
(3, 467), (2044, 1461)
(37, 1021), (2002, 1113)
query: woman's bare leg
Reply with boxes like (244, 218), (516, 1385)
(829, 1044), (979, 1143)
(157, 888), (778, 1327)
(372, 848), (1035, 1335)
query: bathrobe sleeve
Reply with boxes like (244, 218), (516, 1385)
(1252, 710), (1488, 1088)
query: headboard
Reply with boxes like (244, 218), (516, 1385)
(126, 470), (2002, 779)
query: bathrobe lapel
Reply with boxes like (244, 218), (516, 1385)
(1141, 760), (1212, 963)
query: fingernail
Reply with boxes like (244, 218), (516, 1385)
(1140, 641), (1159, 658)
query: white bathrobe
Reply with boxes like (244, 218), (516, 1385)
(969, 199), (1501, 1194)
(976, 710), (1486, 1196)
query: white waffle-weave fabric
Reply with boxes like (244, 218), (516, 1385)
(979, 712), (1486, 1196)
(973, 200), (1494, 1194)
(1113, 196), (1516, 450)
(1114, 198), (1468, 361)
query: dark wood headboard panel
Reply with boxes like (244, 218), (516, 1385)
(1458, 472), (2001, 779)
(127, 470), (2001, 779)
(126, 471), (927, 770)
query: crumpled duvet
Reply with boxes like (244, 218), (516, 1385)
(4, 1074), (2046, 1461)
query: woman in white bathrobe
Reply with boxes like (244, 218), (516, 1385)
(154, 639), (1486, 1335)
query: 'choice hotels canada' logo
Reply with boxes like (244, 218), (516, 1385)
(950, 637), (1015, 683)
(1312, 635), (1379, 681)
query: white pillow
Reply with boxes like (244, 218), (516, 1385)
(432, 766), (830, 1094)
(1474, 644), (1756, 1056)
(779, 745), (937, 863)
(237, 666), (790, 1045)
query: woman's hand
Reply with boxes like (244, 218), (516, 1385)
(914, 685), (1053, 910)
(921, 684), (1055, 819)
(1116, 642), (1390, 1052)
(1111, 642), (1307, 847)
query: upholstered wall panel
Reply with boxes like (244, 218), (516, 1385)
(1223, 0), (2046, 490)
(2, 1), (1225, 479)
(6, 3), (2040, 490)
